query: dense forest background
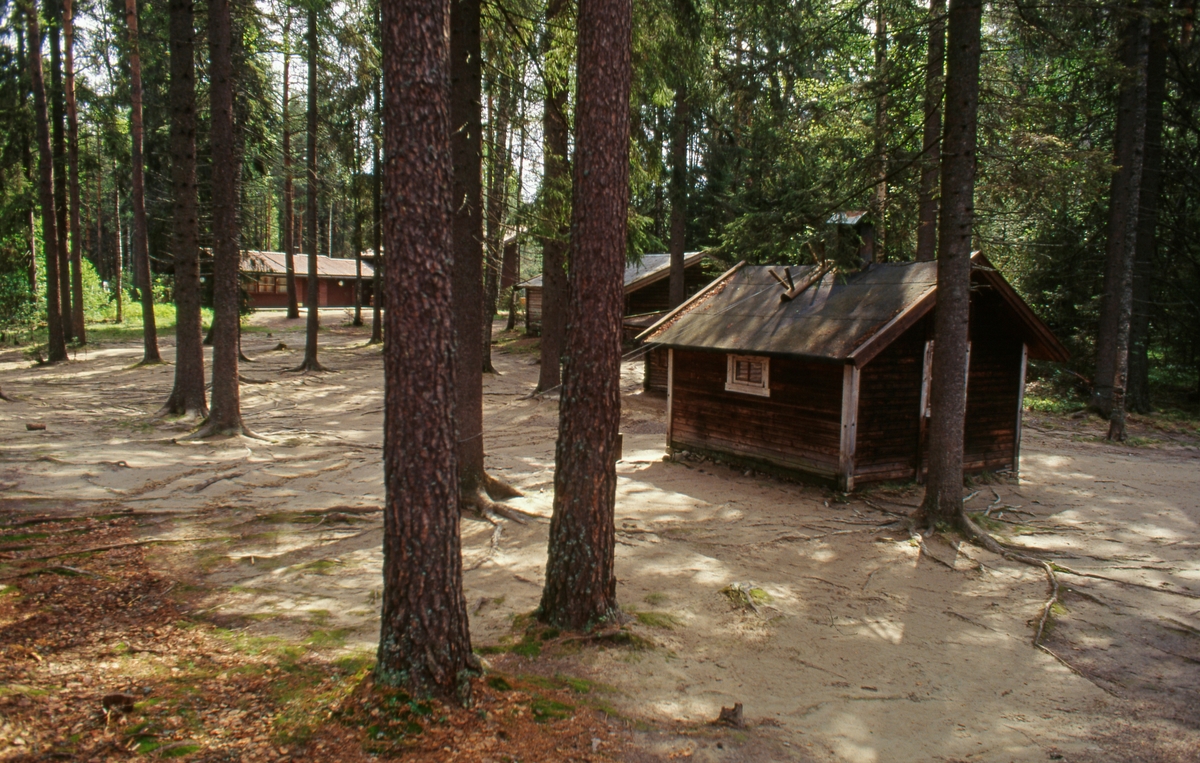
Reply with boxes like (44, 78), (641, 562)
(1, 0), (1198, 410)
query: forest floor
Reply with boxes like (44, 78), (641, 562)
(1, 311), (1198, 763)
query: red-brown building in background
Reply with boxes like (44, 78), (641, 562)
(241, 251), (375, 310)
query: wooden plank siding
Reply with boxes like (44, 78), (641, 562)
(962, 304), (1023, 473)
(853, 319), (926, 482)
(644, 346), (669, 394)
(625, 266), (713, 316)
(668, 349), (844, 476)
(524, 286), (543, 335)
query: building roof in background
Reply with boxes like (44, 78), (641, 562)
(827, 210), (868, 225)
(640, 253), (1069, 365)
(518, 251), (706, 292)
(241, 251), (372, 279)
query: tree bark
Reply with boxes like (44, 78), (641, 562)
(483, 72), (513, 373)
(354, 131), (364, 327)
(536, 0), (569, 393)
(63, 0), (85, 343)
(114, 166), (124, 323)
(870, 0), (888, 261)
(917, 0), (982, 528)
(1107, 11), (1151, 442)
(1127, 11), (1166, 415)
(49, 3), (73, 342)
(1093, 6), (1149, 416)
(162, 0), (207, 418)
(196, 0), (246, 436)
(126, 0), (161, 364)
(668, 83), (688, 308)
(26, 0), (68, 363)
(916, 0), (945, 262)
(18, 22), (38, 301)
(369, 75), (383, 345)
(295, 5), (326, 372)
(450, 0), (486, 491)
(538, 0), (631, 631)
(282, 12), (300, 320)
(376, 0), (476, 701)
(501, 237), (520, 331)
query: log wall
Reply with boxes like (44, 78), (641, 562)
(669, 349), (844, 476)
(854, 319), (927, 482)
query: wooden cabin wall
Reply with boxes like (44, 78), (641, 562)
(524, 287), (543, 335)
(670, 349), (843, 476)
(854, 320), (927, 482)
(644, 347), (668, 393)
(963, 294), (1024, 472)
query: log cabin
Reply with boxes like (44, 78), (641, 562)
(240, 250), (375, 310)
(637, 253), (1069, 491)
(519, 251), (712, 336)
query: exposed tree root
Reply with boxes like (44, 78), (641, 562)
(0, 387), (13, 402)
(285, 357), (331, 374)
(958, 513), (1060, 646)
(462, 486), (527, 524)
(155, 399), (208, 421)
(238, 375), (271, 384)
(482, 471), (523, 500)
(465, 522), (504, 571)
(1053, 563), (1200, 600)
(181, 420), (268, 441)
(18, 535), (230, 561)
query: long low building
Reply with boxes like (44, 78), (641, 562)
(241, 251), (374, 310)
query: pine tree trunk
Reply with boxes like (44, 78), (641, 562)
(18, 23), (38, 301)
(369, 75), (383, 345)
(200, 0), (245, 435)
(668, 84), (688, 308)
(538, 0), (631, 631)
(1093, 8), (1147, 416)
(916, 0), (945, 262)
(26, 0), (68, 362)
(917, 0), (982, 527)
(63, 0), (85, 343)
(114, 169), (124, 323)
(870, 0), (888, 260)
(282, 13), (299, 320)
(49, 6), (73, 342)
(483, 73), (513, 373)
(354, 132), (364, 327)
(376, 0), (476, 701)
(1127, 12), (1166, 415)
(126, 0), (161, 363)
(1107, 12), (1151, 442)
(451, 0), (486, 490)
(536, 0), (569, 393)
(162, 0), (207, 417)
(296, 5), (325, 372)
(501, 237), (520, 331)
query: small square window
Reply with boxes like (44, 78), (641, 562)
(726, 354), (770, 397)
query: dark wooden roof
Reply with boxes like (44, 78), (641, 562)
(518, 251), (705, 292)
(242, 250), (372, 279)
(640, 253), (1069, 365)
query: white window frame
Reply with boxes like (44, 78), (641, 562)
(725, 354), (770, 397)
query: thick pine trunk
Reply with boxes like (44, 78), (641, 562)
(162, 0), (207, 417)
(126, 0), (161, 363)
(26, 0), (68, 362)
(501, 237), (520, 331)
(538, 0), (631, 631)
(200, 0), (245, 435)
(1107, 12), (1151, 442)
(918, 0), (982, 526)
(450, 0), (486, 490)
(536, 0), (569, 393)
(668, 84), (688, 308)
(49, 8), (73, 342)
(376, 0), (476, 700)
(114, 170), (124, 323)
(18, 24), (38, 301)
(1127, 13), (1166, 414)
(916, 0), (945, 262)
(63, 0), (85, 343)
(282, 16), (299, 320)
(295, 6), (325, 372)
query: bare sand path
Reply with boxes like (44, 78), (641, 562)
(1, 314), (1197, 762)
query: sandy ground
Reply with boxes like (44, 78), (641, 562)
(2, 312), (1198, 762)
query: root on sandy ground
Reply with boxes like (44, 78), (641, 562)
(180, 419), (268, 441)
(0, 388), (12, 402)
(463, 486), (532, 525)
(483, 471), (523, 500)
(285, 357), (331, 374)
